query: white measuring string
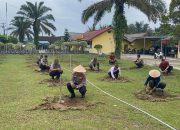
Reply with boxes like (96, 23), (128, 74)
(63, 67), (176, 130)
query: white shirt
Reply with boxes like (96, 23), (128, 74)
(109, 66), (121, 79)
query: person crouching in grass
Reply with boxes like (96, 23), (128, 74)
(159, 58), (173, 74)
(144, 69), (166, 95)
(37, 55), (43, 65)
(108, 64), (121, 80)
(67, 65), (87, 98)
(49, 59), (63, 80)
(134, 54), (144, 68)
(40, 55), (50, 72)
(109, 52), (117, 65)
(89, 57), (100, 71)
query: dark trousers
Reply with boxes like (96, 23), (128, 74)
(89, 63), (100, 70)
(40, 64), (50, 71)
(108, 70), (119, 79)
(167, 66), (173, 73)
(67, 83), (86, 96)
(135, 62), (144, 68)
(149, 80), (166, 90)
(49, 71), (63, 79)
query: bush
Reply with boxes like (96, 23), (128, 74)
(0, 35), (8, 43)
(0, 42), (5, 50)
(8, 36), (18, 44)
(94, 44), (103, 54)
(0, 35), (18, 44)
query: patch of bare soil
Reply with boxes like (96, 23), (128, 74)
(161, 72), (176, 77)
(86, 68), (104, 73)
(30, 95), (104, 111)
(100, 76), (131, 83)
(39, 78), (68, 87)
(134, 90), (180, 102)
(26, 58), (33, 61)
(26, 64), (36, 68)
(121, 66), (143, 70)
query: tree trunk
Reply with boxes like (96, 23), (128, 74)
(33, 20), (39, 47)
(113, 1), (127, 59)
(19, 32), (24, 43)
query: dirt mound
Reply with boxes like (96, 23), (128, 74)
(30, 95), (104, 111)
(39, 78), (68, 87)
(134, 90), (180, 102)
(100, 76), (131, 83)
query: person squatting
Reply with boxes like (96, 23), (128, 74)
(67, 65), (87, 98)
(144, 69), (166, 95)
(89, 57), (100, 71)
(108, 64), (121, 80)
(49, 59), (63, 80)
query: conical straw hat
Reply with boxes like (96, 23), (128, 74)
(149, 70), (160, 78)
(73, 65), (86, 73)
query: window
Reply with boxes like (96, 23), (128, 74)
(87, 41), (92, 48)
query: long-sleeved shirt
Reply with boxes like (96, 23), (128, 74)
(72, 72), (86, 88)
(144, 76), (160, 87)
(108, 66), (121, 79)
(50, 64), (61, 71)
(40, 58), (48, 65)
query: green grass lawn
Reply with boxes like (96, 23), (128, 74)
(0, 54), (179, 130)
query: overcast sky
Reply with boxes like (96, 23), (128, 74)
(0, 0), (171, 36)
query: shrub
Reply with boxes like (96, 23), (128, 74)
(0, 35), (8, 43)
(8, 36), (18, 44)
(94, 44), (103, 54)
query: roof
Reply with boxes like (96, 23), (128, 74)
(69, 32), (83, 41)
(38, 41), (50, 46)
(82, 27), (112, 41)
(38, 36), (64, 43)
(73, 28), (165, 43)
(124, 33), (147, 42)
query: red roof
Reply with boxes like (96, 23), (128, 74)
(82, 27), (112, 41)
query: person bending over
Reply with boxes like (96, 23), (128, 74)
(49, 59), (63, 80)
(89, 57), (100, 71)
(108, 64), (121, 80)
(144, 70), (166, 94)
(67, 65), (87, 98)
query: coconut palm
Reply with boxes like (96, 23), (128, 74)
(8, 17), (33, 43)
(169, 0), (180, 24)
(17, 1), (56, 46)
(79, 0), (166, 58)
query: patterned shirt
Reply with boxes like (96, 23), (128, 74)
(72, 72), (86, 87)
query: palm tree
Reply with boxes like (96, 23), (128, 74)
(127, 21), (153, 35)
(169, 0), (180, 24)
(17, 1), (56, 46)
(8, 17), (33, 42)
(79, 0), (166, 58)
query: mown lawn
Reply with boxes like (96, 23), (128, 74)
(0, 54), (179, 130)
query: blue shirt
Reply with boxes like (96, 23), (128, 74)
(144, 76), (160, 87)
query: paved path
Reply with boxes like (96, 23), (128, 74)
(122, 54), (180, 70)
